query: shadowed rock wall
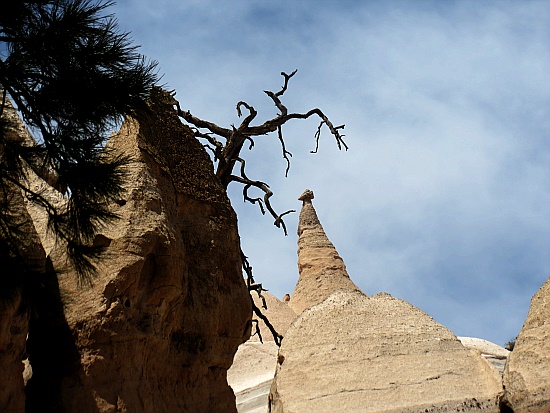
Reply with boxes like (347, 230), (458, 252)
(0, 96), (53, 413)
(28, 88), (252, 413)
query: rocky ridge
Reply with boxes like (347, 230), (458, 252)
(3, 88), (252, 413)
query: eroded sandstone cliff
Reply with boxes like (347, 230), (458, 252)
(25, 88), (252, 413)
(270, 290), (505, 413)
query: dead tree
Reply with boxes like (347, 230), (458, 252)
(171, 70), (347, 236)
(171, 70), (347, 345)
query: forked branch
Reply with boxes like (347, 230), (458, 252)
(242, 250), (283, 346)
(172, 70), (347, 234)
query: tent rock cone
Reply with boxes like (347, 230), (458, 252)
(269, 189), (505, 413)
(288, 189), (361, 314)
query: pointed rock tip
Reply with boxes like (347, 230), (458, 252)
(298, 189), (314, 202)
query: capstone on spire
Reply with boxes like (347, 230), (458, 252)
(288, 189), (361, 314)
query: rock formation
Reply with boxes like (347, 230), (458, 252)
(0, 277), (28, 413)
(24, 87), (251, 413)
(228, 292), (297, 413)
(0, 97), (53, 413)
(269, 191), (504, 413)
(459, 337), (509, 376)
(269, 290), (504, 413)
(503, 275), (550, 413)
(288, 189), (360, 314)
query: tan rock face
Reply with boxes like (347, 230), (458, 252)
(288, 190), (360, 314)
(0, 98), (52, 413)
(269, 290), (504, 413)
(503, 275), (550, 413)
(228, 292), (296, 386)
(45, 88), (251, 413)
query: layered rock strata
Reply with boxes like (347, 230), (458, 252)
(27, 88), (251, 413)
(288, 190), (360, 314)
(503, 275), (550, 413)
(270, 191), (504, 412)
(269, 290), (504, 413)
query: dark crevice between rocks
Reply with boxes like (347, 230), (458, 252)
(93, 234), (112, 248)
(24, 258), (97, 413)
(500, 398), (515, 413)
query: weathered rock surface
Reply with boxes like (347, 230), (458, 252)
(0, 96), (53, 413)
(228, 292), (297, 413)
(269, 290), (504, 413)
(0, 289), (28, 413)
(288, 190), (360, 314)
(27, 88), (252, 413)
(503, 275), (550, 413)
(459, 337), (509, 376)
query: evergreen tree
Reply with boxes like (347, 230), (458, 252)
(0, 0), (158, 284)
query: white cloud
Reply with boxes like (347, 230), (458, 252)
(111, 0), (550, 345)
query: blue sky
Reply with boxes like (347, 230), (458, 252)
(111, 0), (549, 346)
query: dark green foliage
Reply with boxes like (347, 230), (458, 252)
(0, 0), (158, 282)
(505, 337), (516, 351)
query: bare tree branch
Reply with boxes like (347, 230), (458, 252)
(171, 72), (348, 347)
(174, 103), (231, 139)
(252, 301), (283, 347)
(250, 319), (263, 343)
(241, 250), (283, 346)
(277, 125), (292, 177)
(172, 70), (346, 234)
(230, 158), (295, 235)
(236, 101), (257, 129)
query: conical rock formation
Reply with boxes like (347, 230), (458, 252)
(503, 275), (550, 413)
(288, 190), (360, 314)
(269, 290), (504, 413)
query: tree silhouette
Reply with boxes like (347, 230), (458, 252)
(169, 70), (347, 344)
(0, 0), (157, 284)
(172, 69), (347, 236)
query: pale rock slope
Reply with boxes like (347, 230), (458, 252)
(503, 275), (550, 413)
(458, 337), (509, 376)
(270, 290), (504, 413)
(228, 292), (296, 413)
(269, 190), (504, 413)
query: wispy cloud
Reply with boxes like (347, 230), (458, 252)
(112, 0), (550, 345)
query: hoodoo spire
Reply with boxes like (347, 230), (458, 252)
(288, 190), (361, 314)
